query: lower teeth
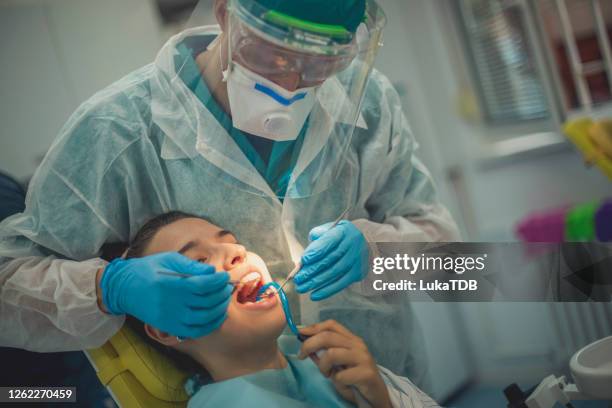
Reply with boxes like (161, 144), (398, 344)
(255, 290), (275, 303)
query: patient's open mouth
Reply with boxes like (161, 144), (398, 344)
(236, 272), (264, 304)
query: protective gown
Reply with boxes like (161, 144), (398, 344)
(0, 26), (459, 388)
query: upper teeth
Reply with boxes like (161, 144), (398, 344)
(240, 272), (260, 283)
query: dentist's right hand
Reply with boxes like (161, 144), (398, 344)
(98, 252), (231, 339)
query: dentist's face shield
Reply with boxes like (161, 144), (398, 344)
(165, 0), (386, 198)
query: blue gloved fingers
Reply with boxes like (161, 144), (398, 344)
(178, 271), (230, 295)
(181, 313), (228, 339)
(101, 251), (234, 339)
(294, 244), (352, 291)
(300, 223), (346, 266)
(309, 263), (359, 301)
(308, 222), (335, 242)
(294, 235), (352, 287)
(295, 250), (354, 293)
(180, 297), (231, 327)
(185, 285), (233, 310)
(161, 252), (217, 276)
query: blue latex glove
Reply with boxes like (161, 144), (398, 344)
(100, 252), (231, 339)
(294, 220), (369, 301)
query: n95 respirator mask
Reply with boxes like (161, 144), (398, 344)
(223, 62), (317, 141)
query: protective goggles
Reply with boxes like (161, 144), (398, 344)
(229, 20), (357, 87)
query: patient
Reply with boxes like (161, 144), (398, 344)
(122, 211), (440, 408)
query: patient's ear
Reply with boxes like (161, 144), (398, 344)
(144, 324), (182, 347)
(214, 0), (229, 31)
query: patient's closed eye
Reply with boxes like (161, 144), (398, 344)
(197, 257), (209, 263)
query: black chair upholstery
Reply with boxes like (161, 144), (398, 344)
(0, 172), (25, 221)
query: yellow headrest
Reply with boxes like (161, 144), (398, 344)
(88, 325), (190, 406)
(589, 120), (612, 158)
(563, 118), (612, 180)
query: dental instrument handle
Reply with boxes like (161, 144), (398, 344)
(352, 387), (373, 408)
(257, 282), (301, 337)
(156, 271), (194, 278)
(309, 348), (373, 408)
(330, 206), (351, 229)
(156, 271), (240, 291)
(277, 262), (301, 293)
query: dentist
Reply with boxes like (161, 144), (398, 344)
(0, 0), (458, 386)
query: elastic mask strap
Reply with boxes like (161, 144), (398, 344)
(221, 18), (235, 83)
(220, 37), (230, 82)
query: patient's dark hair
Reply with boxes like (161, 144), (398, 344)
(120, 211), (212, 380)
(125, 210), (207, 258)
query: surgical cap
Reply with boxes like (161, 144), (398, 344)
(241, 0), (367, 33)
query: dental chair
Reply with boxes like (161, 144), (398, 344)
(564, 118), (612, 180)
(86, 326), (190, 408)
(90, 243), (190, 407)
(86, 327), (301, 407)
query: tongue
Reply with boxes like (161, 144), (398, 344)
(237, 281), (263, 304)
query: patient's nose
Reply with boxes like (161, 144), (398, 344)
(224, 244), (246, 271)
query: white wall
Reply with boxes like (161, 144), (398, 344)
(412, 302), (473, 400)
(0, 0), (164, 181)
(458, 303), (559, 385)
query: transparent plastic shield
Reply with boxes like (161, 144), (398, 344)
(151, 0), (386, 200)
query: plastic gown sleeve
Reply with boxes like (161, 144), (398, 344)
(379, 365), (441, 408)
(0, 92), (154, 351)
(0, 256), (123, 351)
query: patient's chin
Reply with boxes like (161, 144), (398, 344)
(222, 307), (286, 343)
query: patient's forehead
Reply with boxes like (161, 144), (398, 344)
(145, 218), (224, 255)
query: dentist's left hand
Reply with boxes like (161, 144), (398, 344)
(295, 221), (369, 301)
(99, 252), (231, 339)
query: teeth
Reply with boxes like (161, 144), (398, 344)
(240, 272), (260, 284)
(236, 272), (263, 304)
(256, 288), (276, 303)
(246, 281), (258, 295)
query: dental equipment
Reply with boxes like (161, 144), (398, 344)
(504, 336), (612, 408)
(277, 207), (352, 293)
(156, 271), (241, 292)
(257, 281), (302, 338)
(256, 281), (373, 408)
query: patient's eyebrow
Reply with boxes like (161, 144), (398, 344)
(178, 240), (200, 254)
